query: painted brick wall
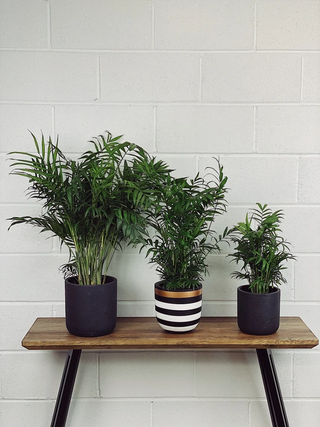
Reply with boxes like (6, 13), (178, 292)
(1, 1), (320, 426)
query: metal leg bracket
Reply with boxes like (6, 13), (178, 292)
(256, 349), (289, 427)
(50, 349), (82, 427)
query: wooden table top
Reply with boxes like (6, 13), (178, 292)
(22, 317), (318, 350)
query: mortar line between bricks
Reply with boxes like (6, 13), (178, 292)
(292, 248), (297, 302)
(1, 48), (320, 54)
(0, 301), (55, 305)
(1, 349), (320, 356)
(153, 105), (157, 152)
(290, 352), (295, 398)
(1, 250), (320, 258)
(194, 153), (320, 159)
(1, 101), (320, 107)
(51, 105), (55, 139)
(151, 2), (155, 50)
(150, 399), (154, 427)
(248, 400), (252, 426)
(46, 0), (52, 50)
(51, 396), (302, 402)
(97, 353), (101, 398)
(296, 156), (301, 204)
(5, 299), (320, 307)
(2, 153), (320, 159)
(208, 252), (320, 257)
(0, 303), (64, 307)
(0, 185), (314, 209)
(2, 396), (319, 403)
(199, 56), (203, 102)
(96, 55), (101, 101)
(253, 0), (258, 51)
(300, 55), (305, 102)
(0, 396), (291, 402)
(253, 106), (257, 153)
(195, 155), (200, 175)
(193, 352), (196, 397)
(0, 354), (2, 398)
(2, 202), (320, 209)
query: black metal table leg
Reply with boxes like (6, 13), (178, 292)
(50, 349), (82, 427)
(256, 349), (289, 427)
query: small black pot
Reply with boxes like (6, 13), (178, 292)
(237, 285), (280, 335)
(65, 276), (117, 337)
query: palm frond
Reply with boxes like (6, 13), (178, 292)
(8, 131), (173, 285)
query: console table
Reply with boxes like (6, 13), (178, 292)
(22, 317), (318, 427)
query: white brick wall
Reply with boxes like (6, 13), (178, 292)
(0, 1), (319, 426)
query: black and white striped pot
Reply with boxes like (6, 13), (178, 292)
(154, 281), (202, 332)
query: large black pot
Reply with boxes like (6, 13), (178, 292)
(237, 285), (280, 335)
(65, 276), (117, 337)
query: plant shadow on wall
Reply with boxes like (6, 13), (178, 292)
(142, 160), (230, 332)
(228, 203), (296, 335)
(7, 131), (172, 337)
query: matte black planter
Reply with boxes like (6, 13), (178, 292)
(65, 276), (117, 337)
(155, 281), (202, 332)
(237, 285), (280, 335)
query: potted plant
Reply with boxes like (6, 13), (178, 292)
(229, 203), (295, 335)
(8, 131), (171, 337)
(143, 160), (229, 332)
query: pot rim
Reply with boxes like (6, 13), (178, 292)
(65, 275), (117, 286)
(238, 284), (280, 295)
(155, 280), (202, 292)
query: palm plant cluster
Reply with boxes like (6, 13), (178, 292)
(8, 132), (171, 286)
(144, 161), (229, 290)
(229, 203), (295, 293)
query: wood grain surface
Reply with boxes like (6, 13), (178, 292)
(22, 317), (318, 350)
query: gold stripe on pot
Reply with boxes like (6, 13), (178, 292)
(155, 288), (202, 298)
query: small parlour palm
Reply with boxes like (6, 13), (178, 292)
(144, 160), (229, 290)
(229, 203), (295, 294)
(8, 132), (171, 286)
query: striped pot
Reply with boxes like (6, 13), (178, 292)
(154, 281), (202, 332)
